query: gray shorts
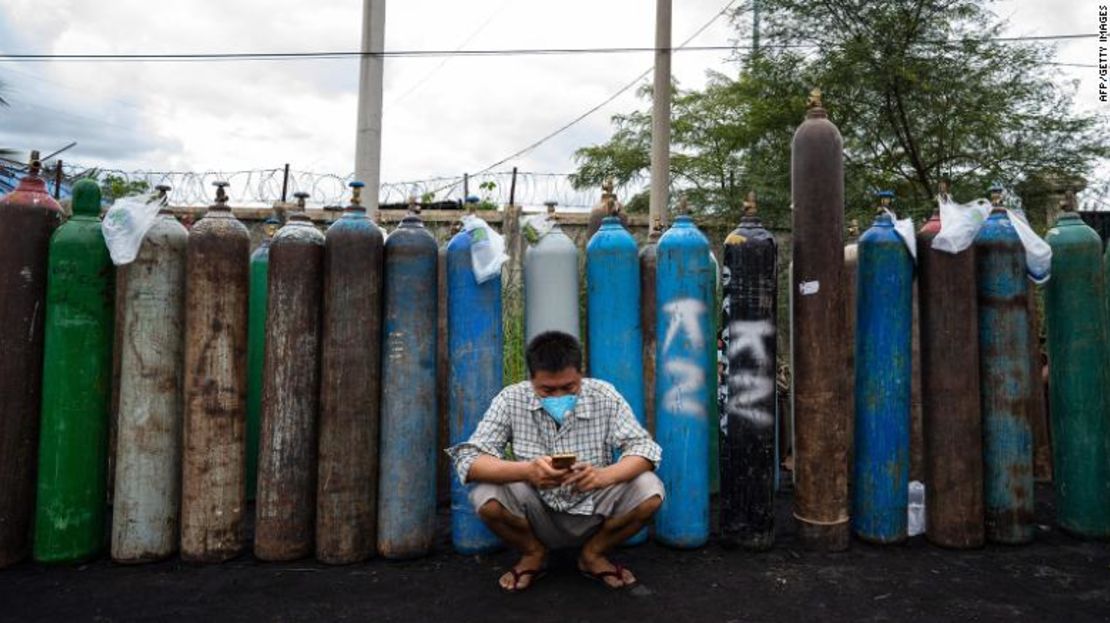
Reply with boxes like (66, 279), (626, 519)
(469, 472), (665, 549)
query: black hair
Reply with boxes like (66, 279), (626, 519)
(526, 331), (583, 376)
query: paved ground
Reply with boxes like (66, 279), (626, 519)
(3, 484), (1108, 622)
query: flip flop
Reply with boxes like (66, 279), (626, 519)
(501, 566), (546, 593)
(579, 562), (637, 590)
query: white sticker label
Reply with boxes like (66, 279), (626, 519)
(799, 280), (820, 295)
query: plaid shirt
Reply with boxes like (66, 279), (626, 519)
(445, 378), (662, 515)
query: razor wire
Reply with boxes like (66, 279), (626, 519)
(54, 163), (609, 210)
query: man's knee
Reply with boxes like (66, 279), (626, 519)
(477, 498), (507, 522)
(634, 494), (662, 521)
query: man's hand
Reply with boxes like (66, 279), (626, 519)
(563, 462), (613, 492)
(528, 456), (570, 489)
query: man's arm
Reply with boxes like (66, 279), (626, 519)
(563, 455), (652, 492)
(467, 454), (569, 489)
(565, 388), (662, 492)
(445, 390), (571, 489)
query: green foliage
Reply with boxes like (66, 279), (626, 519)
(97, 173), (150, 203)
(477, 180), (498, 211)
(571, 0), (1109, 230)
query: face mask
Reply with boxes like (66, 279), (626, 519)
(540, 394), (577, 425)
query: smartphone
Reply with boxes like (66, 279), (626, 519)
(551, 453), (576, 470)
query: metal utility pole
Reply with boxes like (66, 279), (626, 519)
(355, 0), (386, 216)
(649, 0), (672, 231)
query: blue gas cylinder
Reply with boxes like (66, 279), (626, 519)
(446, 221), (503, 555)
(975, 190), (1034, 545)
(654, 214), (714, 548)
(852, 195), (914, 544)
(378, 215), (440, 559)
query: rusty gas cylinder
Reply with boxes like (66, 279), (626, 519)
(790, 89), (850, 552)
(255, 206), (325, 561)
(315, 182), (384, 564)
(180, 181), (250, 562)
(0, 152), (63, 568)
(112, 197), (188, 564)
(918, 198), (984, 549)
(975, 187), (1034, 545)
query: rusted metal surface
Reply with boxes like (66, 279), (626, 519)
(917, 214), (984, 549)
(790, 92), (850, 552)
(0, 157), (63, 568)
(255, 215), (325, 562)
(1026, 288), (1052, 482)
(975, 207), (1034, 545)
(377, 215), (439, 559)
(180, 185), (250, 562)
(910, 283), (924, 483)
(112, 214), (188, 563)
(316, 193), (384, 564)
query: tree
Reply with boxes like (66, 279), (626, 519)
(97, 173), (150, 202)
(571, 0), (1109, 229)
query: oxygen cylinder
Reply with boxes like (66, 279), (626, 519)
(586, 204), (644, 427)
(720, 193), (778, 551)
(640, 221), (662, 434)
(852, 194), (913, 544)
(524, 201), (579, 342)
(180, 181), (250, 562)
(917, 198), (984, 549)
(378, 214), (439, 559)
(246, 213), (283, 503)
(791, 90), (849, 551)
(255, 210), (325, 561)
(654, 213), (713, 549)
(587, 198), (646, 546)
(1045, 204), (1110, 538)
(32, 179), (114, 563)
(447, 211), (503, 555)
(111, 204), (188, 563)
(0, 153), (63, 567)
(975, 187), (1034, 545)
(317, 182), (384, 564)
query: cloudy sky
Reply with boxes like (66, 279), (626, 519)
(0, 0), (1098, 205)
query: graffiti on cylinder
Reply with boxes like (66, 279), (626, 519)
(719, 264), (776, 431)
(721, 319), (775, 429)
(661, 298), (707, 417)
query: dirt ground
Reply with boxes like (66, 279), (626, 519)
(3, 484), (1108, 623)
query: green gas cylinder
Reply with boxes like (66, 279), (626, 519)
(1046, 209), (1110, 538)
(246, 215), (280, 501)
(33, 179), (115, 562)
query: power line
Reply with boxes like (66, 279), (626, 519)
(0, 33), (1095, 63)
(465, 0), (743, 180)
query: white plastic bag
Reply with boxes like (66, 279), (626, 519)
(102, 192), (165, 265)
(461, 214), (508, 284)
(932, 196), (990, 255)
(907, 480), (926, 537)
(1006, 208), (1052, 283)
(521, 213), (554, 245)
(931, 195), (1052, 282)
(883, 208), (918, 261)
